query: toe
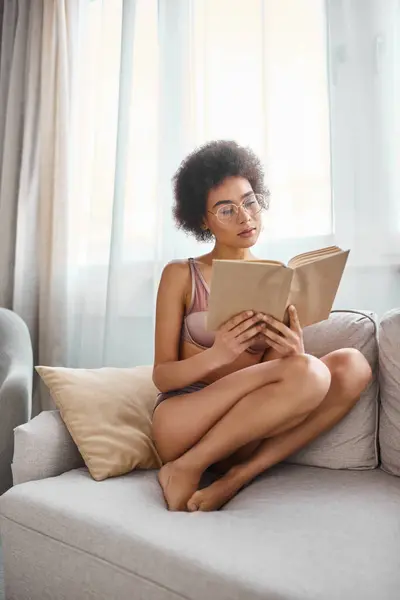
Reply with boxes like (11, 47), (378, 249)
(187, 493), (201, 512)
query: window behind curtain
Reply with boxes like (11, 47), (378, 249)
(190, 0), (332, 243)
(70, 0), (332, 268)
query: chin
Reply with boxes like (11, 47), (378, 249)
(237, 238), (257, 249)
(236, 232), (260, 248)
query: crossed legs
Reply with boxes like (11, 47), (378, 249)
(152, 349), (372, 511)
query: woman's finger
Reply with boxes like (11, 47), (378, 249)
(262, 314), (296, 341)
(233, 313), (264, 337)
(262, 337), (284, 353)
(289, 305), (302, 332)
(237, 322), (266, 344)
(263, 328), (290, 349)
(221, 310), (254, 332)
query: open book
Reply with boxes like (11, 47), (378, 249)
(207, 246), (350, 331)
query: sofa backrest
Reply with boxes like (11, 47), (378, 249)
(378, 308), (400, 476)
(289, 310), (379, 470)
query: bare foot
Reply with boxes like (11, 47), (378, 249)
(187, 469), (246, 512)
(158, 462), (201, 511)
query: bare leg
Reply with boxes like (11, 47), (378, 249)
(154, 354), (307, 510)
(153, 353), (325, 463)
(158, 354), (331, 510)
(187, 349), (372, 511)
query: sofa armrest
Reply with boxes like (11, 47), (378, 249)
(12, 410), (84, 485)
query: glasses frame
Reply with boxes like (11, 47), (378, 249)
(207, 193), (267, 225)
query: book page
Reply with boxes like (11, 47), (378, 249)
(249, 259), (286, 267)
(288, 246), (343, 269)
(207, 261), (293, 331)
(287, 250), (350, 327)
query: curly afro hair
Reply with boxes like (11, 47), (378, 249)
(172, 140), (270, 242)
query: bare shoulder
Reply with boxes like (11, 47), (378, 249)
(160, 259), (191, 283)
(157, 259), (192, 300)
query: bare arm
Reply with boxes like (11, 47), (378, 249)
(152, 262), (265, 392)
(152, 262), (221, 393)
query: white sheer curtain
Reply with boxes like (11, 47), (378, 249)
(326, 0), (400, 314)
(67, 0), (334, 368)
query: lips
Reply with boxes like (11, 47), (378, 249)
(238, 227), (256, 237)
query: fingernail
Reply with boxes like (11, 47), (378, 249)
(247, 311), (254, 316)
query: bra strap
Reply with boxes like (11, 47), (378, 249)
(187, 258), (209, 313)
(190, 259), (209, 293)
(185, 258), (195, 313)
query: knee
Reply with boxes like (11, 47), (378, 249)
(284, 354), (331, 412)
(327, 348), (372, 399)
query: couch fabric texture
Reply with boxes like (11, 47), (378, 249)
(379, 308), (400, 475)
(1, 465), (400, 600)
(11, 410), (84, 486)
(292, 310), (379, 469)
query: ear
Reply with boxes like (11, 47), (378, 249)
(201, 217), (210, 232)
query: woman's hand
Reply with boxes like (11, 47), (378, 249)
(261, 305), (304, 358)
(211, 310), (266, 366)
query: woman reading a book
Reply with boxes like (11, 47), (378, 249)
(152, 140), (372, 511)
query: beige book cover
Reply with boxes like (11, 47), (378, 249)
(207, 246), (350, 331)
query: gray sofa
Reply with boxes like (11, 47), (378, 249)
(0, 309), (32, 496)
(1, 309), (400, 600)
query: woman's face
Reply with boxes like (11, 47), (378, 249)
(204, 176), (262, 248)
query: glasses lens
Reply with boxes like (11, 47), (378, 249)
(243, 194), (262, 216)
(217, 205), (236, 223)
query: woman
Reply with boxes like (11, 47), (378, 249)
(152, 140), (372, 512)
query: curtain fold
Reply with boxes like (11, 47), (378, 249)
(0, 0), (28, 309)
(12, 0), (43, 349)
(0, 1), (3, 48)
(101, 0), (137, 365)
(36, 0), (74, 376)
(0, 0), (82, 413)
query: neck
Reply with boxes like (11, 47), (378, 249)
(210, 243), (255, 261)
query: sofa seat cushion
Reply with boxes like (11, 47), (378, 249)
(1, 465), (400, 600)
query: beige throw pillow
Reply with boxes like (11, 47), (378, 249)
(36, 365), (162, 481)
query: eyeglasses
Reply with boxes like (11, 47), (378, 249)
(208, 193), (265, 225)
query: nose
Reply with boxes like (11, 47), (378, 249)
(237, 204), (251, 224)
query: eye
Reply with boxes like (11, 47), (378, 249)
(219, 206), (235, 217)
(244, 198), (256, 208)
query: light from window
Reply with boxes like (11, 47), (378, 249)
(69, 0), (332, 269)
